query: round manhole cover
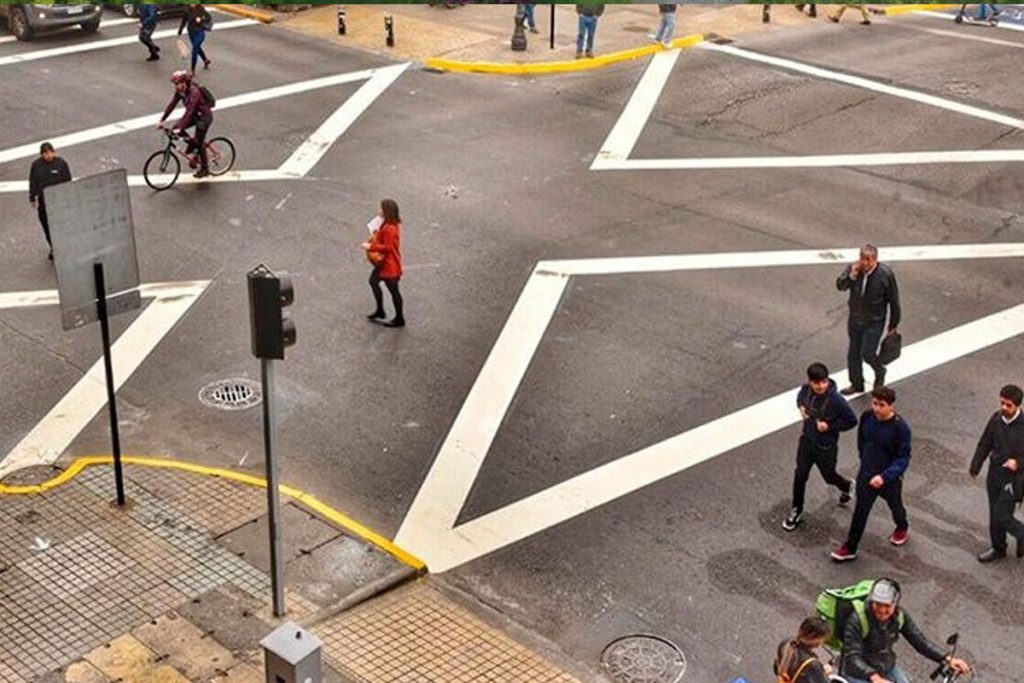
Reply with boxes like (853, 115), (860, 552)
(602, 635), (686, 683)
(198, 378), (262, 410)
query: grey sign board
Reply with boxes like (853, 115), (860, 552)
(46, 169), (141, 331)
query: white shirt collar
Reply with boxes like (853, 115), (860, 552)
(1003, 409), (1021, 425)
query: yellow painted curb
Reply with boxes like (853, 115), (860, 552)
(880, 4), (959, 16)
(427, 33), (704, 75)
(0, 455), (427, 572)
(211, 4), (275, 24)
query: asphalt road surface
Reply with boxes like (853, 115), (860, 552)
(2, 9), (1024, 683)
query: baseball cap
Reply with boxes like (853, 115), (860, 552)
(869, 580), (900, 605)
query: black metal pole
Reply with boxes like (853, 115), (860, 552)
(94, 262), (126, 506)
(261, 358), (286, 617)
(549, 2), (555, 50)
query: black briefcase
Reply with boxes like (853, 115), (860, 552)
(878, 332), (902, 366)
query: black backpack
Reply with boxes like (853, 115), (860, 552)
(198, 84), (216, 109)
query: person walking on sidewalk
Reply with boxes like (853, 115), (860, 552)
(829, 3), (871, 25)
(783, 362), (857, 532)
(774, 616), (834, 683)
(138, 4), (161, 61)
(576, 3), (604, 59)
(831, 387), (911, 562)
(836, 244), (900, 395)
(652, 4), (676, 47)
(364, 199), (405, 328)
(28, 142), (72, 261)
(970, 384), (1024, 563)
(521, 3), (538, 33)
(179, 4), (212, 74)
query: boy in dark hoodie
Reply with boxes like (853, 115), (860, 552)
(783, 362), (858, 531)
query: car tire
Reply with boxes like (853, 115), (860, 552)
(80, 18), (100, 33)
(10, 7), (33, 41)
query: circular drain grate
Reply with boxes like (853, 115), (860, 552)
(601, 635), (687, 683)
(198, 378), (262, 410)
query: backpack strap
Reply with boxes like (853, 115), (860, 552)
(792, 657), (816, 683)
(853, 600), (870, 637)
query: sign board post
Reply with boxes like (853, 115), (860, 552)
(46, 169), (140, 506)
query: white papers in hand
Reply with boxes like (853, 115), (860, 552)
(367, 215), (384, 234)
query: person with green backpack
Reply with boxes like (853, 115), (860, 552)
(815, 579), (970, 683)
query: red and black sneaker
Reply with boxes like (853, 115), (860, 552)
(890, 528), (909, 546)
(830, 544), (857, 562)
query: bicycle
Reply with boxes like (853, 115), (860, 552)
(143, 127), (235, 191)
(823, 634), (973, 683)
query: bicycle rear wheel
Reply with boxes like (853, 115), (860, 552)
(206, 137), (236, 177)
(143, 150), (181, 191)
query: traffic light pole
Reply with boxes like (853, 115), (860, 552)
(261, 358), (286, 617)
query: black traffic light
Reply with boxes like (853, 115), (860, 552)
(248, 265), (295, 360)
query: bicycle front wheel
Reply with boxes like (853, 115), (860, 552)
(206, 137), (236, 177)
(143, 150), (181, 191)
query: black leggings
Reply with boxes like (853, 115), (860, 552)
(369, 269), (403, 320)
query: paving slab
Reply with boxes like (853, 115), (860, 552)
(83, 635), (191, 683)
(216, 501), (344, 572)
(132, 613), (237, 681)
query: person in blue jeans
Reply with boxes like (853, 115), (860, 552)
(179, 4), (212, 74)
(653, 4), (676, 47)
(976, 3), (1001, 22)
(522, 3), (538, 33)
(576, 3), (604, 59)
(138, 4), (160, 61)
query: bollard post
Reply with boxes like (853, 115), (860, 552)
(384, 13), (394, 47)
(511, 4), (527, 51)
(337, 5), (346, 34)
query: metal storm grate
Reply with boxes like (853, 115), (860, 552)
(198, 378), (262, 410)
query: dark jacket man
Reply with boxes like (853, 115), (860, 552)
(971, 384), (1024, 562)
(797, 378), (858, 449)
(841, 604), (946, 680)
(28, 143), (72, 259)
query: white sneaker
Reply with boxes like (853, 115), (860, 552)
(782, 508), (804, 532)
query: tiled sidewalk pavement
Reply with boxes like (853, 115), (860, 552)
(316, 582), (584, 683)
(0, 465), (280, 681)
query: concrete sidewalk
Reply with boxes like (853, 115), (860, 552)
(0, 461), (585, 682)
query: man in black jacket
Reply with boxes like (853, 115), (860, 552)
(783, 362), (858, 531)
(841, 580), (969, 683)
(970, 384), (1024, 562)
(836, 244), (901, 395)
(28, 142), (72, 261)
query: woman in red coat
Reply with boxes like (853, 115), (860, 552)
(364, 198), (404, 327)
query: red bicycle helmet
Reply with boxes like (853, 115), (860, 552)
(170, 70), (192, 85)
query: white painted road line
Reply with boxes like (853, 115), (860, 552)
(0, 18), (256, 66)
(593, 49), (680, 164)
(0, 68), (390, 168)
(541, 242), (1024, 277)
(700, 43), (1024, 130)
(0, 281), (210, 479)
(398, 269), (570, 536)
(0, 170), (297, 194)
(593, 150), (1024, 171)
(904, 25), (1024, 48)
(278, 63), (409, 177)
(395, 244), (1024, 572)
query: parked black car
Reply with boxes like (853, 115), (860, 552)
(107, 3), (187, 19)
(0, 3), (102, 41)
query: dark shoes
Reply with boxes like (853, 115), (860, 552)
(193, 169), (210, 178)
(47, 251), (53, 261)
(146, 53), (160, 61)
(840, 385), (864, 396)
(782, 508), (804, 532)
(978, 548), (1006, 563)
(838, 488), (852, 507)
(204, 59), (212, 69)
(383, 318), (405, 328)
(367, 310), (386, 321)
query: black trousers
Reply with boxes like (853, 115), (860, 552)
(139, 24), (159, 56)
(37, 201), (52, 248)
(791, 436), (851, 512)
(846, 476), (908, 552)
(369, 269), (403, 320)
(987, 471), (1024, 552)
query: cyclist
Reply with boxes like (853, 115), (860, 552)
(157, 70), (214, 178)
(840, 580), (970, 683)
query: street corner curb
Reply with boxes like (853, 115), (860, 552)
(301, 566), (423, 627)
(425, 33), (704, 76)
(874, 4), (959, 16)
(211, 4), (275, 24)
(0, 455), (428, 574)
